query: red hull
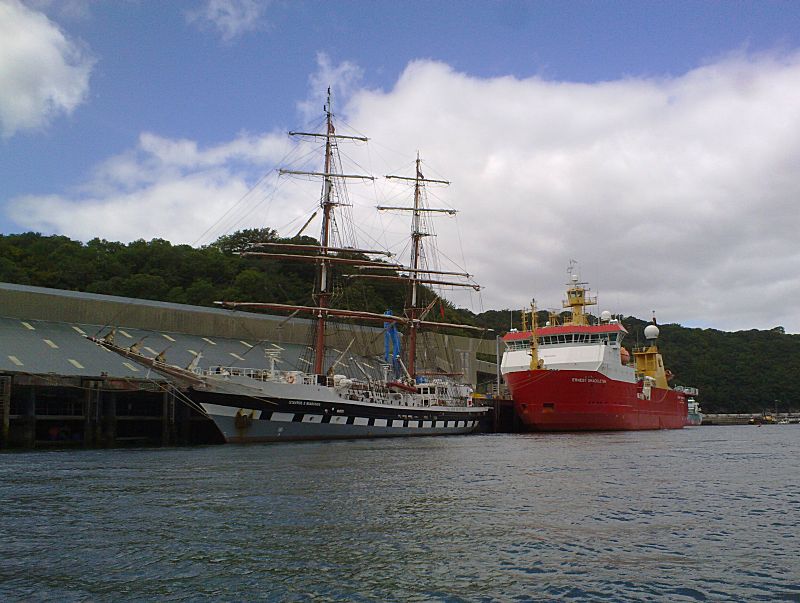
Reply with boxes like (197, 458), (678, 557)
(506, 369), (687, 431)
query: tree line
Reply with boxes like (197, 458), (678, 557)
(1, 231), (797, 413)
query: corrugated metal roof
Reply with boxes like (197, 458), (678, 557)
(0, 281), (312, 323)
(0, 316), (386, 380)
(0, 281), (494, 382)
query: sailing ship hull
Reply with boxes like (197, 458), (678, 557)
(192, 387), (486, 443)
(505, 369), (687, 431)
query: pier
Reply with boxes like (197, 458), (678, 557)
(1, 373), (221, 449)
(702, 413), (800, 425)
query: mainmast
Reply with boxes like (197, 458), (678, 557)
(380, 154), (476, 379)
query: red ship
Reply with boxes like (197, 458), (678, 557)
(501, 265), (688, 431)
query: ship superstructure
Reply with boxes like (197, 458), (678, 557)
(682, 388), (703, 426)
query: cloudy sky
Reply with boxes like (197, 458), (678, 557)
(3, 0), (800, 333)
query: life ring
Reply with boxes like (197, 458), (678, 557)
(285, 374), (296, 384)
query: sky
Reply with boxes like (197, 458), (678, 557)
(3, 0), (800, 333)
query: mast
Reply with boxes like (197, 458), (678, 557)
(314, 90), (335, 374)
(529, 299), (542, 370)
(273, 88), (373, 375)
(562, 260), (597, 326)
(381, 154), (475, 379)
(407, 155), (424, 377)
(214, 109), (483, 380)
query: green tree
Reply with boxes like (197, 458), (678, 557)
(211, 228), (278, 254)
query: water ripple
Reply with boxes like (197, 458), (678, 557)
(1, 426), (799, 601)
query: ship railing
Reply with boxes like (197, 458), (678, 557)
(206, 365), (256, 378)
(204, 366), (288, 382)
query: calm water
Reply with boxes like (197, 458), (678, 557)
(1, 427), (799, 602)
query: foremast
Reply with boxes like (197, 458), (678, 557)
(216, 88), (385, 375)
(282, 91), (379, 374)
(312, 94), (336, 374)
(525, 299), (542, 370)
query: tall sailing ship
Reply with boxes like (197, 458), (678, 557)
(92, 91), (488, 442)
(501, 263), (690, 431)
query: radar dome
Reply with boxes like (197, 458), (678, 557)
(600, 310), (612, 322)
(644, 324), (660, 340)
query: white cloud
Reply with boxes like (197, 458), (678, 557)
(341, 55), (800, 333)
(8, 130), (295, 244)
(186, 0), (268, 42)
(9, 52), (800, 333)
(0, 0), (94, 137)
(297, 53), (365, 122)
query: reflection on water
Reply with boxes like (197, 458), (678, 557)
(1, 427), (799, 601)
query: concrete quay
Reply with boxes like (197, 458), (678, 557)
(702, 413), (800, 425)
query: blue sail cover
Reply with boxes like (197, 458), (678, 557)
(383, 310), (402, 376)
